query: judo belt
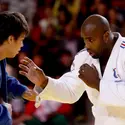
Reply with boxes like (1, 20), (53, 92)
(107, 106), (125, 119)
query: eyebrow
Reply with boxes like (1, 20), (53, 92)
(84, 37), (93, 40)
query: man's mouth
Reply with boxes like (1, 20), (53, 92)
(87, 50), (95, 56)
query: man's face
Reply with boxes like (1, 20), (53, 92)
(81, 24), (106, 59)
(7, 33), (25, 58)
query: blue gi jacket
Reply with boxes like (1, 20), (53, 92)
(0, 59), (28, 125)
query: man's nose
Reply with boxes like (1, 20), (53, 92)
(85, 43), (90, 49)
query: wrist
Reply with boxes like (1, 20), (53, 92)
(40, 77), (48, 89)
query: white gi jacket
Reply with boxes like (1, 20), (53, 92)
(35, 33), (125, 125)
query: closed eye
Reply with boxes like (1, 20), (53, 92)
(84, 37), (94, 43)
(85, 38), (94, 43)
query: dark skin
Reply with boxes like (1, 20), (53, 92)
(79, 63), (100, 90)
(78, 14), (118, 91)
(18, 14), (118, 92)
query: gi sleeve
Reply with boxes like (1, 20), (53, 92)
(34, 51), (87, 107)
(0, 104), (12, 124)
(7, 73), (28, 97)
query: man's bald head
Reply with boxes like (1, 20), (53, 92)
(81, 14), (111, 35)
(81, 14), (114, 59)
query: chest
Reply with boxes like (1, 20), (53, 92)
(100, 65), (106, 76)
(83, 55), (125, 105)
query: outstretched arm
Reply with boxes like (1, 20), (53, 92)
(19, 57), (85, 107)
(35, 70), (85, 107)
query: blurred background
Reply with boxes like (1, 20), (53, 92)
(0, 0), (125, 125)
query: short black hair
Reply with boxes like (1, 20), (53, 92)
(0, 11), (29, 44)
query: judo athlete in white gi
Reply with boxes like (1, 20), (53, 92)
(19, 14), (125, 125)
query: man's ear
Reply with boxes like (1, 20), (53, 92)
(8, 35), (14, 44)
(103, 31), (109, 43)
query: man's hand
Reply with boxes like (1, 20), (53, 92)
(19, 57), (48, 88)
(22, 89), (38, 101)
(78, 63), (100, 91)
(4, 103), (12, 116)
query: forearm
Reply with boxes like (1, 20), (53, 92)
(35, 71), (85, 107)
(36, 77), (81, 103)
(7, 75), (28, 97)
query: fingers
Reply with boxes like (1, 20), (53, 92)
(19, 63), (29, 77)
(79, 63), (91, 79)
(20, 57), (33, 68)
(80, 63), (97, 71)
(78, 67), (85, 78)
(19, 64), (29, 73)
(79, 64), (88, 76)
(79, 69), (84, 75)
(80, 63), (90, 69)
(19, 71), (27, 77)
(23, 89), (37, 101)
(79, 63), (90, 73)
(23, 57), (32, 64)
(78, 74), (84, 79)
(20, 59), (29, 65)
(79, 63), (98, 78)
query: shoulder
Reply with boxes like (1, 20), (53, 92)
(76, 48), (87, 55)
(74, 48), (89, 61)
(71, 48), (91, 70)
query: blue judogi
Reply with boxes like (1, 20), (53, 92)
(0, 59), (28, 125)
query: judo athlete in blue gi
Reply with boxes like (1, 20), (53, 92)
(0, 11), (37, 125)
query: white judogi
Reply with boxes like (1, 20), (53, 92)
(35, 33), (125, 125)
